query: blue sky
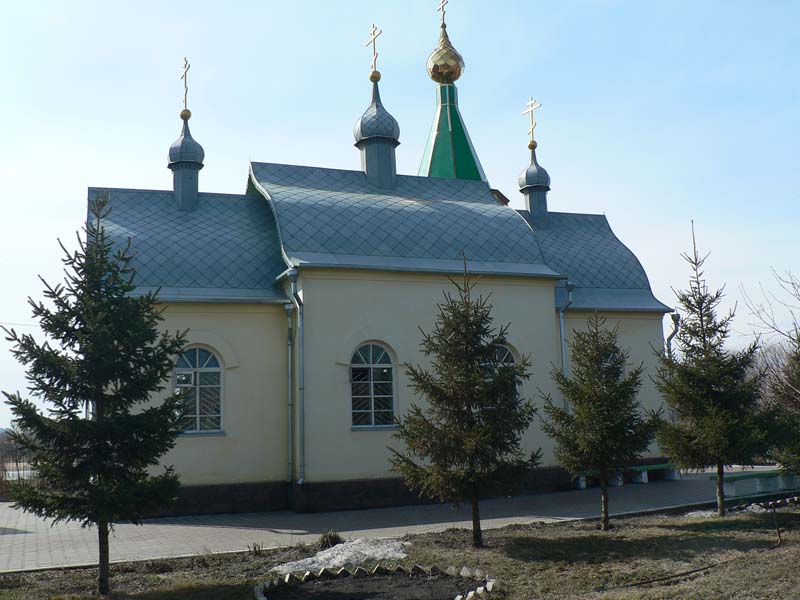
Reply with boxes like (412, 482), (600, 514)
(1, 1), (798, 427)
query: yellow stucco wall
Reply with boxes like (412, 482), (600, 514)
(301, 270), (661, 481)
(298, 269), (667, 482)
(148, 277), (667, 488)
(155, 303), (289, 486)
(563, 311), (667, 458)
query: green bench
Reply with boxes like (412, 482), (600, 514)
(709, 470), (800, 497)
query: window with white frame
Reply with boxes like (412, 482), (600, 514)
(481, 344), (516, 375)
(350, 343), (394, 427)
(175, 347), (223, 432)
(495, 344), (516, 366)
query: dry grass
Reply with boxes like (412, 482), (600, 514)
(0, 546), (307, 600)
(0, 507), (798, 599)
(405, 507), (800, 599)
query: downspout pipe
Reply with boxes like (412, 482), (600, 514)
(666, 311), (681, 358)
(283, 303), (294, 484)
(558, 282), (575, 408)
(665, 311), (681, 423)
(288, 269), (305, 486)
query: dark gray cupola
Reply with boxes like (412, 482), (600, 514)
(519, 139), (550, 220)
(353, 71), (400, 189)
(519, 139), (551, 227)
(168, 108), (205, 210)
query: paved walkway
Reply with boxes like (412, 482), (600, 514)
(0, 473), (769, 572)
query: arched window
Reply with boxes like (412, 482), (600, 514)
(481, 344), (516, 373)
(495, 344), (516, 366)
(175, 347), (223, 432)
(350, 343), (394, 428)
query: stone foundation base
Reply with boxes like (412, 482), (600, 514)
(151, 481), (289, 517)
(149, 458), (673, 516)
(290, 465), (582, 513)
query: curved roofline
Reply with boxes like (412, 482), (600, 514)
(247, 164), (296, 271)
(597, 213), (659, 294)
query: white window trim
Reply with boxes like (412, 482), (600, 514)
(174, 345), (225, 435)
(496, 343), (517, 365)
(350, 342), (398, 431)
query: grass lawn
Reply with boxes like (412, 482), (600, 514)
(1, 506), (799, 599)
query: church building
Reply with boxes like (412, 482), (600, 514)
(90, 13), (670, 513)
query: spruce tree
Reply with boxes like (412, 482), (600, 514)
(3, 195), (187, 595)
(655, 230), (766, 517)
(390, 267), (538, 548)
(541, 313), (659, 531)
(768, 338), (800, 473)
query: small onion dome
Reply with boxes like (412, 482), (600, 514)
(168, 110), (205, 166)
(518, 141), (550, 190)
(426, 24), (464, 84)
(353, 80), (400, 145)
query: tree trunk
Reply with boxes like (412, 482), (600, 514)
(471, 494), (483, 548)
(716, 461), (726, 517)
(98, 519), (110, 595)
(600, 477), (610, 531)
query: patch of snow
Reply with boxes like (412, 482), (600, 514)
(684, 510), (717, 519)
(272, 538), (410, 575)
(685, 503), (768, 519)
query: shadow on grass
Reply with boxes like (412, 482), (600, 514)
(655, 511), (800, 534)
(502, 531), (774, 565)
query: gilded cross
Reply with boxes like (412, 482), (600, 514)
(181, 57), (190, 110)
(438, 0), (448, 25)
(364, 24), (383, 72)
(522, 97), (543, 142)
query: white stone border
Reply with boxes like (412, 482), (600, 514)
(254, 563), (499, 600)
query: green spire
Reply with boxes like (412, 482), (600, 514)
(418, 83), (486, 181)
(418, 21), (486, 181)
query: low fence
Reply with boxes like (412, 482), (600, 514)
(0, 446), (36, 501)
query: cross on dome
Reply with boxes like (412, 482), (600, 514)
(522, 97), (542, 145)
(180, 57), (190, 113)
(438, 0), (448, 25)
(364, 24), (383, 73)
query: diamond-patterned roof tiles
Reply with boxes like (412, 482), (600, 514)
(168, 120), (204, 166)
(250, 162), (555, 277)
(87, 163), (667, 312)
(353, 82), (400, 144)
(519, 210), (670, 312)
(531, 212), (648, 289)
(90, 187), (287, 302)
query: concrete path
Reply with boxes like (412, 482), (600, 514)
(0, 473), (771, 572)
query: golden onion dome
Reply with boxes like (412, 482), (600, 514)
(426, 24), (464, 84)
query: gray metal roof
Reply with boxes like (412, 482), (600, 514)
(249, 162), (557, 278)
(519, 210), (670, 313)
(89, 188), (287, 303)
(353, 82), (400, 145)
(86, 164), (668, 313)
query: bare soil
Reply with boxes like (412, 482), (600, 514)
(264, 574), (474, 600)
